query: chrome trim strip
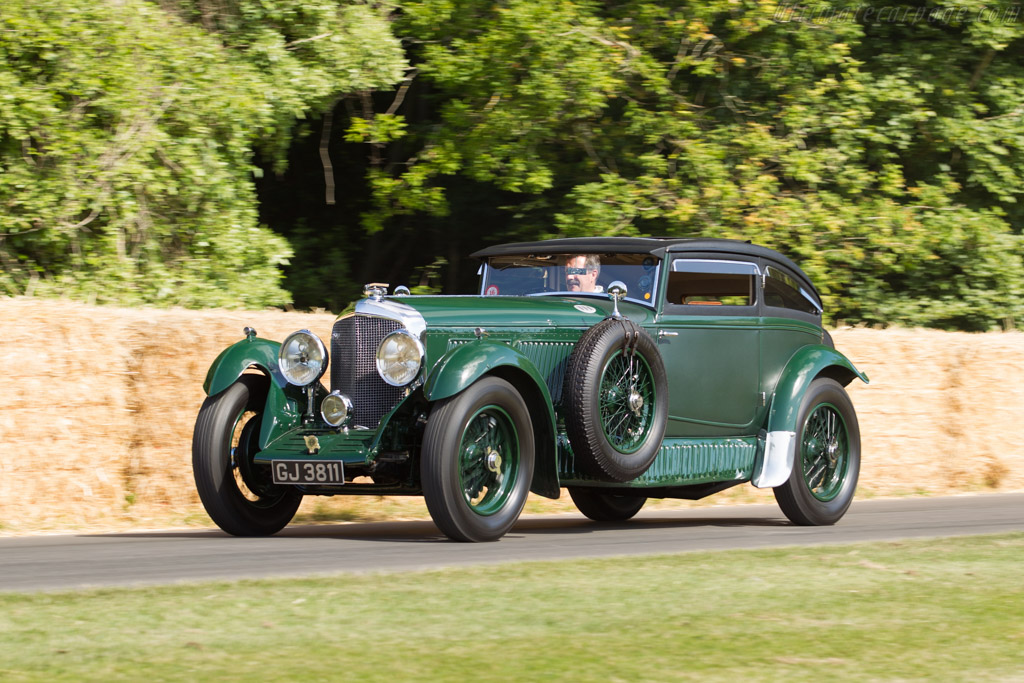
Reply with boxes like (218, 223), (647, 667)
(354, 298), (427, 338)
(671, 258), (762, 276)
(752, 430), (796, 488)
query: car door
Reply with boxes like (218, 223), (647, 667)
(652, 257), (762, 437)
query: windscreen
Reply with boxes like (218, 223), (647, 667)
(480, 253), (660, 305)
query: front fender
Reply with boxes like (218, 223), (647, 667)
(753, 345), (869, 488)
(202, 337), (307, 449)
(203, 337), (284, 396)
(422, 341), (550, 404)
(423, 341), (560, 498)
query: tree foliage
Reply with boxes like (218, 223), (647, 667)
(345, 0), (1024, 329)
(0, 0), (404, 307)
(2, 0), (1023, 330)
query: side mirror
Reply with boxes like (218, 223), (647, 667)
(607, 281), (627, 318)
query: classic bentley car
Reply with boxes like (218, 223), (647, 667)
(193, 237), (868, 542)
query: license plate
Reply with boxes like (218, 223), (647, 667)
(272, 460), (345, 485)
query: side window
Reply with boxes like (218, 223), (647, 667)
(763, 266), (822, 315)
(665, 259), (758, 308)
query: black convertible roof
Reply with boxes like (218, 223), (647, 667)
(471, 237), (819, 297)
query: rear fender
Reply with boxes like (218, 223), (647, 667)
(424, 341), (560, 498)
(753, 345), (869, 488)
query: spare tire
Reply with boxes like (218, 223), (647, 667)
(562, 318), (668, 482)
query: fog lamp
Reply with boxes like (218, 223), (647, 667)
(321, 391), (353, 427)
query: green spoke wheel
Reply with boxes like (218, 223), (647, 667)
(800, 404), (849, 502)
(774, 378), (860, 526)
(598, 351), (656, 454)
(192, 375), (302, 536)
(422, 376), (535, 542)
(564, 319), (668, 482)
(458, 406), (520, 516)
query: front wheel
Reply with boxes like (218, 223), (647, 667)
(192, 374), (302, 536)
(568, 487), (647, 522)
(421, 376), (535, 542)
(773, 378), (860, 526)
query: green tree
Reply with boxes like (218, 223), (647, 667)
(0, 0), (405, 307)
(339, 0), (1024, 329)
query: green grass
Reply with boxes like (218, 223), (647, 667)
(2, 534), (1023, 681)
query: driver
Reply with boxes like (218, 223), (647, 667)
(565, 254), (602, 293)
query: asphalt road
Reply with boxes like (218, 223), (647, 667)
(1, 493), (1021, 592)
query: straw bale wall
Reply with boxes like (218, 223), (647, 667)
(0, 298), (336, 532)
(1, 297), (1021, 533)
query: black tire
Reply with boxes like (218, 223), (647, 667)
(568, 487), (647, 522)
(421, 376), (535, 542)
(192, 374), (302, 536)
(773, 377), (860, 525)
(563, 318), (668, 482)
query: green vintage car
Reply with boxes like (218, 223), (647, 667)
(193, 237), (868, 542)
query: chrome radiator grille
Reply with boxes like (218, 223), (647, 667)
(331, 315), (404, 428)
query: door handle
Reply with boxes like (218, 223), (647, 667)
(658, 330), (679, 339)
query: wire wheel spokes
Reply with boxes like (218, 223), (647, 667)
(801, 404), (849, 502)
(458, 406), (519, 516)
(230, 410), (287, 508)
(599, 350), (655, 454)
(230, 411), (264, 503)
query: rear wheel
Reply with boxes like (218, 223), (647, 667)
(421, 376), (535, 542)
(192, 375), (302, 536)
(568, 487), (647, 522)
(773, 378), (860, 526)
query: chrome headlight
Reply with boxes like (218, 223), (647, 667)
(376, 329), (424, 386)
(321, 391), (353, 427)
(278, 330), (328, 386)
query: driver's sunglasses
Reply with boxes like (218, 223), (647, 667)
(566, 267), (590, 275)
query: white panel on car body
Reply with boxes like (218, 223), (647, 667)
(752, 430), (796, 488)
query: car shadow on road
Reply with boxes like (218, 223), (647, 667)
(512, 514), (788, 535)
(85, 512), (790, 542)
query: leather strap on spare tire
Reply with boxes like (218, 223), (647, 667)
(562, 318), (668, 482)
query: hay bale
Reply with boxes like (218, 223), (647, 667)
(120, 307), (336, 519)
(833, 327), (1024, 494)
(1, 297), (1022, 534)
(0, 298), (336, 531)
(0, 299), (133, 527)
